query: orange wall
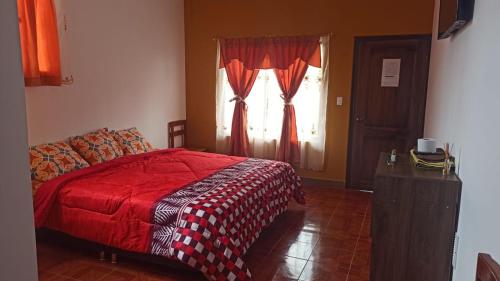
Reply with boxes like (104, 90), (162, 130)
(185, 0), (434, 183)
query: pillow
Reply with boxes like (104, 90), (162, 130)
(32, 179), (44, 197)
(69, 129), (124, 165)
(30, 141), (90, 182)
(111, 127), (154, 155)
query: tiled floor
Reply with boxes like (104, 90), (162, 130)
(37, 185), (372, 281)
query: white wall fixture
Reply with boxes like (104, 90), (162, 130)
(336, 96), (343, 106)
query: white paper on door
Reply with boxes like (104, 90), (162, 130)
(381, 59), (401, 87)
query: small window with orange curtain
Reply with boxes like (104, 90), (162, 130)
(17, 0), (62, 86)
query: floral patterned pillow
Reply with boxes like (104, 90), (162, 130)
(30, 141), (90, 182)
(31, 179), (44, 197)
(69, 129), (124, 165)
(111, 127), (154, 155)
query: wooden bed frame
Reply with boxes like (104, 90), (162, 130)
(36, 229), (196, 272)
(477, 253), (500, 281)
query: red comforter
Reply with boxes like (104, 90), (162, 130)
(34, 149), (303, 281)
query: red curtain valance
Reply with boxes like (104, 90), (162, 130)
(219, 35), (321, 70)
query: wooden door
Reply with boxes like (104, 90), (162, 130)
(347, 35), (431, 190)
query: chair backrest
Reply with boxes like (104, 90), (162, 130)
(477, 253), (500, 281)
(168, 120), (186, 148)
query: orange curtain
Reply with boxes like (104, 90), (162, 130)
(272, 37), (320, 164)
(220, 38), (266, 156)
(219, 36), (321, 159)
(17, 0), (61, 86)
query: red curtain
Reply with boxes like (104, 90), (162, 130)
(17, 0), (62, 86)
(274, 61), (308, 164)
(219, 36), (321, 160)
(272, 37), (320, 164)
(219, 39), (266, 156)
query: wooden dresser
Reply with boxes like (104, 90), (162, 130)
(371, 153), (462, 281)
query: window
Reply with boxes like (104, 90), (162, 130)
(216, 37), (329, 171)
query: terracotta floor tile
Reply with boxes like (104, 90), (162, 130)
(325, 215), (364, 237)
(281, 229), (321, 245)
(347, 265), (370, 281)
(315, 235), (358, 252)
(252, 256), (307, 281)
(245, 231), (286, 257)
(38, 271), (76, 281)
(271, 239), (316, 260)
(298, 261), (349, 281)
(36, 185), (372, 281)
(344, 191), (372, 202)
(37, 253), (73, 272)
(288, 209), (333, 233)
(350, 240), (371, 276)
(334, 203), (367, 217)
(359, 220), (371, 239)
(309, 248), (353, 269)
(351, 252), (370, 268)
(46, 259), (112, 281)
(354, 238), (371, 253)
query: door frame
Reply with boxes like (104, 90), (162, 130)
(346, 34), (432, 189)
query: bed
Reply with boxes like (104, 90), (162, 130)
(34, 148), (304, 281)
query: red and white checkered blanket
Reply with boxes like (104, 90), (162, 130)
(151, 158), (304, 281)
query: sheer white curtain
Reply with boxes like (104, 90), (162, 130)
(216, 36), (329, 171)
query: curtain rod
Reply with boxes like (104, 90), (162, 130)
(212, 32), (333, 41)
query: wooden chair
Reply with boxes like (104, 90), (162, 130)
(477, 253), (500, 281)
(168, 120), (187, 148)
(167, 120), (207, 152)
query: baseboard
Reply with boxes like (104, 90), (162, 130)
(301, 177), (346, 188)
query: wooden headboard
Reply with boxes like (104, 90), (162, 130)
(477, 253), (500, 281)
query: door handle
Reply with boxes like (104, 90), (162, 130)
(355, 117), (365, 122)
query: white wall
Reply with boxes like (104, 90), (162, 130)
(25, 0), (186, 147)
(425, 0), (500, 280)
(0, 0), (39, 280)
